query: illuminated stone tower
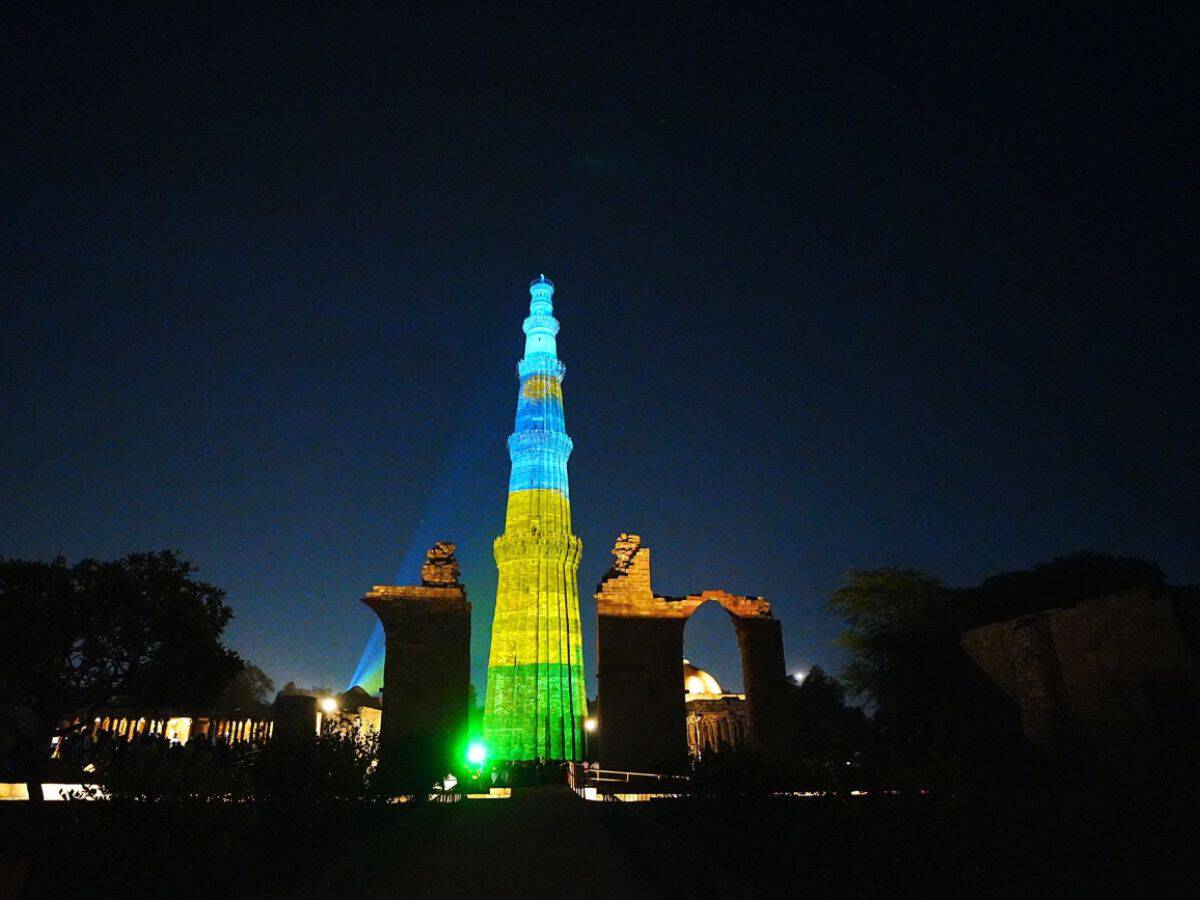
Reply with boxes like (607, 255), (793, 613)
(482, 275), (587, 760)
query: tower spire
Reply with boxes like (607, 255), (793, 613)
(482, 275), (587, 761)
(523, 274), (559, 358)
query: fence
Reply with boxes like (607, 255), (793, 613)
(566, 762), (690, 801)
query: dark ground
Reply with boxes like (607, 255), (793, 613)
(640, 789), (1199, 898)
(1, 787), (1196, 898)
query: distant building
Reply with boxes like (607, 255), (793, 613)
(962, 587), (1199, 774)
(274, 684), (382, 741)
(55, 685), (381, 750)
(58, 706), (273, 749)
(683, 660), (749, 758)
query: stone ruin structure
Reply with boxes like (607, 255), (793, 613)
(962, 586), (1200, 774)
(420, 540), (462, 586)
(595, 534), (790, 773)
(362, 542), (471, 790)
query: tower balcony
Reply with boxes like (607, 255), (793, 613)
(517, 355), (567, 380)
(493, 531), (583, 566)
(507, 430), (574, 459)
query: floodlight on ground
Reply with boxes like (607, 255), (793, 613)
(320, 697), (338, 714)
(466, 742), (487, 765)
(583, 717), (597, 733)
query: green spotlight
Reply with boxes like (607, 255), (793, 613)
(466, 742), (487, 766)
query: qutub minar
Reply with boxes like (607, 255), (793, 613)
(482, 275), (588, 760)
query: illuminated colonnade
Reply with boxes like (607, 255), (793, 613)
(61, 711), (275, 747)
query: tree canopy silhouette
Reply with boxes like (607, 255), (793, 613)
(217, 664), (276, 713)
(828, 568), (1022, 774)
(784, 665), (866, 760)
(970, 551), (1165, 625)
(790, 666), (847, 717)
(828, 569), (967, 717)
(0, 550), (245, 722)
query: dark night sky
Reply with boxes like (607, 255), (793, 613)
(2, 4), (1196, 695)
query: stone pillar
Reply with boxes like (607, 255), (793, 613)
(596, 535), (688, 773)
(272, 693), (318, 743)
(597, 613), (689, 773)
(734, 616), (790, 757)
(362, 542), (472, 793)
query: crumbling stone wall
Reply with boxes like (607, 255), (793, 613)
(963, 588), (1200, 772)
(595, 534), (789, 773)
(362, 542), (471, 791)
(421, 540), (461, 586)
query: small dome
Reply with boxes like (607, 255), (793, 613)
(683, 659), (723, 697)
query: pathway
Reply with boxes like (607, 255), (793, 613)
(370, 785), (721, 899)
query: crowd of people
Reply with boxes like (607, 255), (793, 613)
(455, 757), (567, 792)
(48, 722), (262, 777)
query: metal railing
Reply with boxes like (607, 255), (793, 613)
(567, 762), (690, 798)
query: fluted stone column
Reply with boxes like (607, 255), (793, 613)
(482, 276), (588, 761)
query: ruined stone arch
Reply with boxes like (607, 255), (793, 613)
(594, 534), (790, 773)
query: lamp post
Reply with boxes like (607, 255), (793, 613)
(583, 717), (597, 761)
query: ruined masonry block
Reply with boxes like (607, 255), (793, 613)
(362, 543), (472, 791)
(595, 534), (789, 773)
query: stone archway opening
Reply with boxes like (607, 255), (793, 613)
(682, 599), (751, 758)
(594, 534), (790, 773)
(684, 598), (743, 690)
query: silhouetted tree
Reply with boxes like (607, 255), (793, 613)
(790, 666), (847, 716)
(0, 557), (76, 723)
(969, 551), (1165, 625)
(783, 666), (868, 769)
(828, 569), (1022, 782)
(218, 664), (276, 712)
(829, 570), (966, 713)
(0, 551), (245, 798)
